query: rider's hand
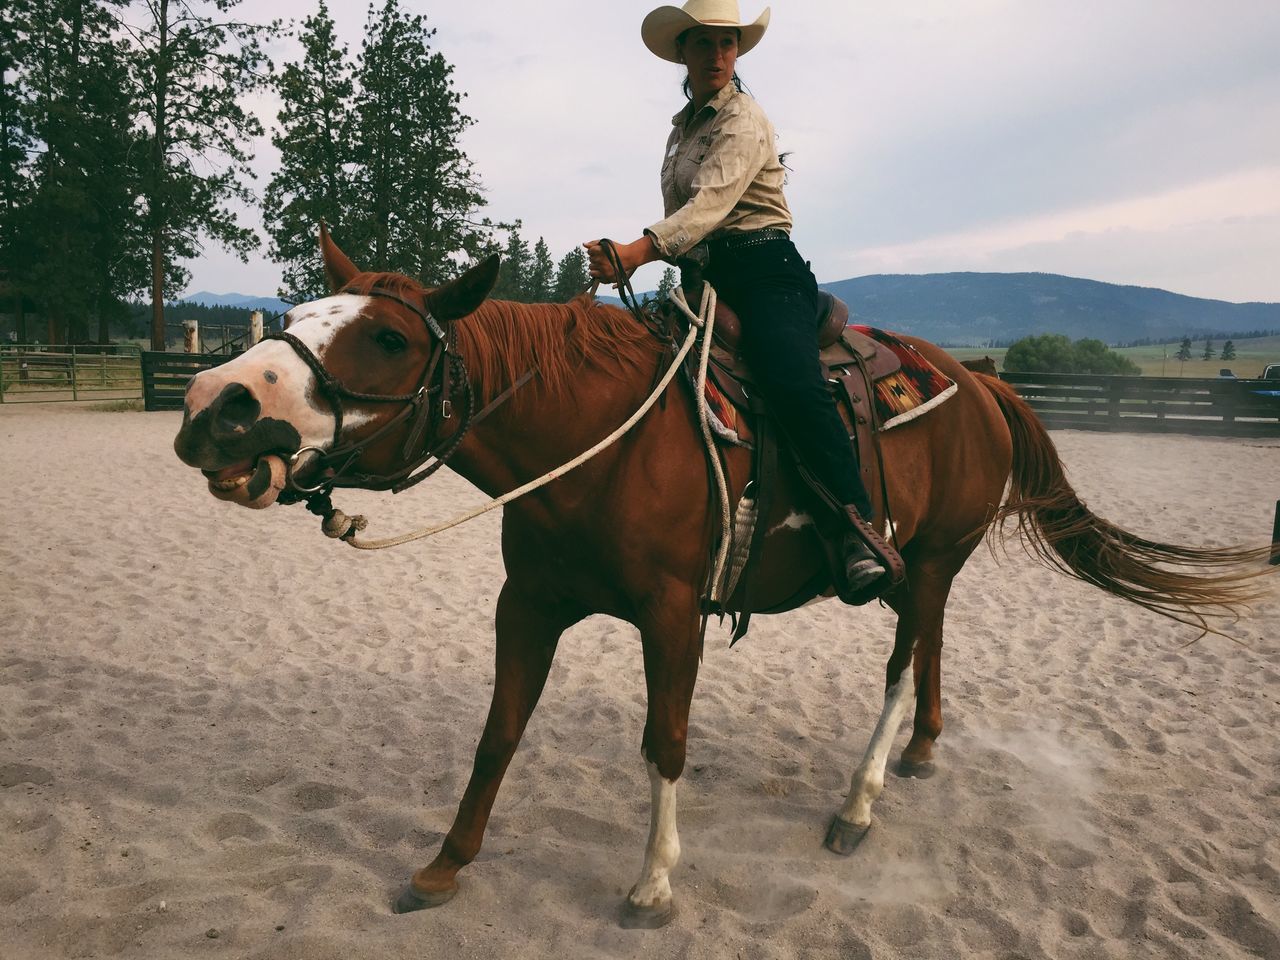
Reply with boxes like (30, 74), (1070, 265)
(583, 236), (660, 283)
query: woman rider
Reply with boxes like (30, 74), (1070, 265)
(584, 0), (895, 600)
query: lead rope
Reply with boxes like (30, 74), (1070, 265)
(676, 283), (733, 601)
(330, 283), (717, 551)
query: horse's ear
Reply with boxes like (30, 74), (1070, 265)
(318, 222), (360, 292)
(428, 254), (501, 322)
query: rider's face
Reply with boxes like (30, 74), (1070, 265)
(680, 27), (739, 103)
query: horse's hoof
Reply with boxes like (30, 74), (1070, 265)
(619, 897), (676, 929)
(392, 880), (458, 914)
(895, 758), (937, 780)
(824, 815), (870, 856)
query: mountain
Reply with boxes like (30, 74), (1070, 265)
(183, 273), (1280, 347)
(182, 291), (293, 316)
(819, 272), (1280, 346)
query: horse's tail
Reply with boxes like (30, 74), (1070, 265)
(976, 373), (1274, 634)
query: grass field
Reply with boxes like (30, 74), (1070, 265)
(946, 334), (1280, 378)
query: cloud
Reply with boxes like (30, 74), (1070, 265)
(183, 0), (1280, 304)
(840, 167), (1280, 300)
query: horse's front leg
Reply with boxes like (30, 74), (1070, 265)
(621, 581), (701, 929)
(394, 580), (582, 914)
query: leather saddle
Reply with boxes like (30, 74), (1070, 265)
(701, 292), (902, 469)
(679, 287), (908, 626)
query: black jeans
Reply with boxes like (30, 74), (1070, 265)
(705, 237), (873, 519)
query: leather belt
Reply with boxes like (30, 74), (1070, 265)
(709, 228), (790, 252)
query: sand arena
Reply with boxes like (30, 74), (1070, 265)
(1, 403), (1277, 959)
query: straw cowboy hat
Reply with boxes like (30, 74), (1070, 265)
(641, 0), (771, 63)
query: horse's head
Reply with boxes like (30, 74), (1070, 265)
(174, 226), (499, 508)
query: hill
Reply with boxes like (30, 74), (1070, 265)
(819, 272), (1280, 346)
(183, 273), (1280, 349)
(182, 291), (293, 316)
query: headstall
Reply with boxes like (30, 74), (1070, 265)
(264, 287), (478, 507)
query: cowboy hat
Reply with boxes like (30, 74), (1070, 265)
(641, 1), (771, 64)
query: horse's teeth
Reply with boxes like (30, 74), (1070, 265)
(211, 474), (250, 490)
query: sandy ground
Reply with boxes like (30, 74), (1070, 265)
(1, 403), (1278, 960)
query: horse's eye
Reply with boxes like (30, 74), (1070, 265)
(376, 329), (408, 354)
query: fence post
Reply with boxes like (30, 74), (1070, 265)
(184, 320), (200, 354)
(1270, 500), (1280, 566)
(250, 310), (263, 345)
(0, 347), (6, 403)
(70, 345), (78, 401)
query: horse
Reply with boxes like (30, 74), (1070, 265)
(173, 227), (1270, 927)
(960, 355), (999, 377)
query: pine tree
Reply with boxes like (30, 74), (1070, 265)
(655, 266), (677, 303)
(351, 0), (498, 285)
(492, 229), (529, 301)
(552, 247), (589, 301)
(526, 237), (554, 303)
(127, 0), (279, 349)
(21, 0), (145, 344)
(263, 0), (355, 302)
(1176, 336), (1193, 362)
(0, 0), (35, 340)
(1201, 337), (1214, 361)
(1221, 340), (1236, 362)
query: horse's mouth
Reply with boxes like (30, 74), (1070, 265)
(201, 454), (288, 509)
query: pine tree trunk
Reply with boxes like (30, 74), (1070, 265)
(149, 0), (170, 351)
(150, 233), (165, 349)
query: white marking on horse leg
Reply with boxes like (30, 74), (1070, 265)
(838, 671), (916, 828)
(627, 762), (681, 909)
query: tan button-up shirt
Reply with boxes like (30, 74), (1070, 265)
(645, 84), (792, 259)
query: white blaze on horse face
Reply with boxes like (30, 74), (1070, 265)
(628, 762), (680, 910)
(837, 671), (916, 828)
(185, 294), (377, 448)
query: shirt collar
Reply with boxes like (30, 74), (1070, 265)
(671, 82), (740, 127)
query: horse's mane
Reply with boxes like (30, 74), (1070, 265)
(343, 272), (660, 405)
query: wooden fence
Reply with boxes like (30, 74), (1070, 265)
(999, 372), (1280, 438)
(141, 351), (237, 411)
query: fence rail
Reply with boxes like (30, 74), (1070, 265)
(0, 344), (143, 403)
(141, 351), (237, 411)
(999, 372), (1280, 437)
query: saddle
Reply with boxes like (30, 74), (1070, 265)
(674, 282), (908, 634)
(703, 291), (902, 501)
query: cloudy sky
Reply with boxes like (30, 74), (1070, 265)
(184, 0), (1280, 304)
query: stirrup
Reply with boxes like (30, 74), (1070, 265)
(842, 533), (888, 593)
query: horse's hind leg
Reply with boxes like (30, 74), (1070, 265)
(394, 580), (583, 914)
(620, 581), (701, 929)
(898, 626), (944, 778)
(825, 563), (952, 854)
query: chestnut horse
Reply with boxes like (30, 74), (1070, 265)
(174, 229), (1267, 927)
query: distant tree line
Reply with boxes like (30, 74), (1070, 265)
(1117, 329), (1279, 348)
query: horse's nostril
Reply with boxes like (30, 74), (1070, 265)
(215, 383), (261, 432)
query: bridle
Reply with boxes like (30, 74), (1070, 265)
(265, 287), (479, 505)
(263, 241), (657, 534)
